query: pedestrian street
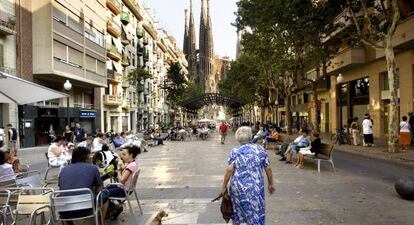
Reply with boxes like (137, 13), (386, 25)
(109, 131), (414, 225)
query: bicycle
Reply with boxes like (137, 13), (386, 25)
(331, 128), (350, 145)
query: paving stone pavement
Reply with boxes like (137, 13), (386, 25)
(111, 132), (414, 225)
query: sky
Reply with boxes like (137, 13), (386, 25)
(144, 0), (238, 59)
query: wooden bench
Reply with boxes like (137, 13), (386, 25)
(302, 143), (335, 173)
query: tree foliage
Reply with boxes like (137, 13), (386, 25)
(163, 62), (202, 107)
(127, 67), (151, 86)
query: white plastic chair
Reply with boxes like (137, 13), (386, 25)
(106, 169), (143, 223)
(50, 188), (101, 225)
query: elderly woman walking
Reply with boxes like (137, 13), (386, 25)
(220, 126), (275, 225)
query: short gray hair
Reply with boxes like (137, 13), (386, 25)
(235, 126), (252, 144)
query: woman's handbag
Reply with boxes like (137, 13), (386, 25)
(212, 189), (233, 223)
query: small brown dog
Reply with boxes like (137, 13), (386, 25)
(145, 208), (168, 225)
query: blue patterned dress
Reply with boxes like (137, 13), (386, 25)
(228, 143), (270, 225)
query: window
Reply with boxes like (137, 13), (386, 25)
(53, 2), (66, 22)
(97, 60), (105, 75)
(382, 70), (400, 91)
(85, 55), (96, 72)
(53, 40), (67, 60)
(68, 47), (83, 67)
(67, 10), (83, 33)
(350, 77), (369, 97)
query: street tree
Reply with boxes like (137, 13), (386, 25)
(343, 0), (405, 152)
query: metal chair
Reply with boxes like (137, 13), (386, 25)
(0, 190), (13, 223)
(106, 169), (143, 224)
(14, 187), (53, 225)
(50, 188), (101, 225)
(43, 153), (59, 186)
(28, 205), (52, 225)
(16, 171), (44, 188)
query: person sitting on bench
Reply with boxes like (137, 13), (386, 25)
(294, 132), (322, 169)
(284, 129), (309, 164)
(264, 127), (279, 149)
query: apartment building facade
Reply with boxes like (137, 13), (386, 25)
(0, 0), (17, 129)
(21, 0), (107, 146)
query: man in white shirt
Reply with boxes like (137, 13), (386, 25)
(362, 114), (374, 147)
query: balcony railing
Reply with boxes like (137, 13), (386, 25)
(106, 44), (122, 61)
(122, 0), (143, 21)
(121, 12), (130, 25)
(107, 69), (122, 83)
(74, 103), (94, 109)
(121, 56), (130, 67)
(103, 95), (122, 106)
(121, 32), (131, 45)
(33, 100), (60, 107)
(107, 20), (121, 38)
(0, 10), (16, 36)
(106, 0), (121, 15)
(143, 33), (149, 45)
(327, 47), (365, 73)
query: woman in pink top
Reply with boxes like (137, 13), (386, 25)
(103, 145), (140, 219)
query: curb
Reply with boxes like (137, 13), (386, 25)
(334, 146), (414, 167)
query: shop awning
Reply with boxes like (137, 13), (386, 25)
(0, 71), (68, 104)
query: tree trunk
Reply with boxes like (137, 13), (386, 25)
(286, 94), (292, 135)
(385, 37), (399, 153)
(312, 81), (321, 133)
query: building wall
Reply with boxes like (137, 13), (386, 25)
(329, 48), (414, 138)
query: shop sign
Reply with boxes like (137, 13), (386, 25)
(80, 111), (96, 118)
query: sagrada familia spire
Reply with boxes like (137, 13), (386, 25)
(183, 0), (214, 93)
(183, 0), (197, 83)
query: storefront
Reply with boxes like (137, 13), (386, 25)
(20, 105), (99, 147)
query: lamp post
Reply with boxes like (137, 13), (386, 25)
(275, 100), (279, 127)
(337, 73), (344, 131)
(63, 80), (72, 126)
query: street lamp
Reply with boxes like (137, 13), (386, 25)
(337, 73), (344, 131)
(63, 80), (72, 126)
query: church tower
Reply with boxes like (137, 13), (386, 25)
(199, 0), (214, 92)
(183, 0), (197, 82)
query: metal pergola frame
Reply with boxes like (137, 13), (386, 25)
(178, 93), (246, 115)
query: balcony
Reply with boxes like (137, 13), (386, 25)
(393, 15), (414, 49)
(143, 52), (149, 62)
(121, 33), (131, 45)
(103, 95), (122, 106)
(327, 47), (365, 73)
(33, 100), (60, 108)
(106, 44), (122, 61)
(121, 56), (130, 67)
(122, 0), (143, 21)
(137, 47), (144, 56)
(106, 0), (121, 15)
(122, 99), (131, 111)
(121, 12), (130, 25)
(137, 84), (144, 92)
(0, 10), (16, 36)
(122, 79), (130, 88)
(136, 28), (144, 38)
(107, 20), (121, 38)
(107, 69), (123, 83)
(74, 103), (94, 109)
(143, 33), (149, 45)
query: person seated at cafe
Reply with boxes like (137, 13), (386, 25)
(0, 148), (15, 182)
(113, 132), (124, 148)
(101, 145), (141, 220)
(77, 135), (93, 152)
(59, 147), (106, 222)
(263, 127), (279, 149)
(2, 146), (23, 173)
(294, 132), (322, 169)
(154, 129), (164, 145)
(284, 129), (309, 164)
(92, 132), (106, 153)
(48, 136), (70, 167)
